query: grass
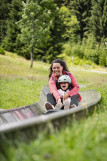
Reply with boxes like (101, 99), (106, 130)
(0, 51), (107, 161)
(0, 51), (49, 78)
(0, 51), (49, 109)
(2, 111), (107, 161)
(0, 78), (46, 109)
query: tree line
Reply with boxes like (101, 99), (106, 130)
(0, 0), (107, 67)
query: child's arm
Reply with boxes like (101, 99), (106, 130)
(66, 73), (79, 98)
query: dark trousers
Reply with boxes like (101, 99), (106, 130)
(47, 93), (79, 107)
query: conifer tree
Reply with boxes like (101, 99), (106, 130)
(0, 0), (12, 43)
(70, 0), (91, 40)
(38, 1), (67, 63)
(2, 0), (24, 51)
(90, 0), (107, 42)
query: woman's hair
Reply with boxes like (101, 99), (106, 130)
(49, 59), (69, 78)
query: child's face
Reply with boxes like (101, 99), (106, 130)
(60, 82), (69, 91)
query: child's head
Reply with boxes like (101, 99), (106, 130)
(58, 75), (71, 91)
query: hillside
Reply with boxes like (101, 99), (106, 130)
(0, 52), (107, 161)
(0, 51), (107, 109)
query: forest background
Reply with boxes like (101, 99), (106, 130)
(0, 0), (107, 67)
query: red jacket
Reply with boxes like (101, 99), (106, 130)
(49, 71), (82, 102)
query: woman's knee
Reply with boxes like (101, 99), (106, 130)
(70, 94), (79, 106)
(47, 93), (56, 106)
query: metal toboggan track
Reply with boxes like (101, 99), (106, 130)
(0, 85), (101, 142)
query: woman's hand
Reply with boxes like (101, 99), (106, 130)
(64, 93), (69, 100)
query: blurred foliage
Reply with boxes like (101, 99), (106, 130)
(62, 34), (107, 67)
(0, 0), (107, 66)
(0, 47), (5, 55)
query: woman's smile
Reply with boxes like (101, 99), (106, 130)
(52, 63), (63, 77)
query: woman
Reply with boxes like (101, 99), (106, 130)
(45, 59), (82, 110)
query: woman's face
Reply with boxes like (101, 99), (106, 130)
(52, 63), (63, 77)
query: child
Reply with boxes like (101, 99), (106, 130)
(45, 75), (76, 110)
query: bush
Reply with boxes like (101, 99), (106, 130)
(0, 47), (5, 55)
(73, 56), (80, 65)
(84, 48), (100, 64)
(99, 52), (107, 67)
(63, 43), (72, 56)
(62, 36), (107, 67)
(63, 42), (84, 59)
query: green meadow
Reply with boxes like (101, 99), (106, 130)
(0, 52), (49, 109)
(0, 52), (107, 161)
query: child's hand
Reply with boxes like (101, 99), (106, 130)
(57, 98), (62, 104)
(64, 93), (69, 100)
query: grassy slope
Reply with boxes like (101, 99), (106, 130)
(0, 52), (107, 161)
(0, 52), (49, 109)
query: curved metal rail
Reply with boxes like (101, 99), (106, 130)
(0, 85), (101, 141)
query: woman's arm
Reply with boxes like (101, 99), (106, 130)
(64, 73), (80, 99)
(49, 78), (61, 101)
